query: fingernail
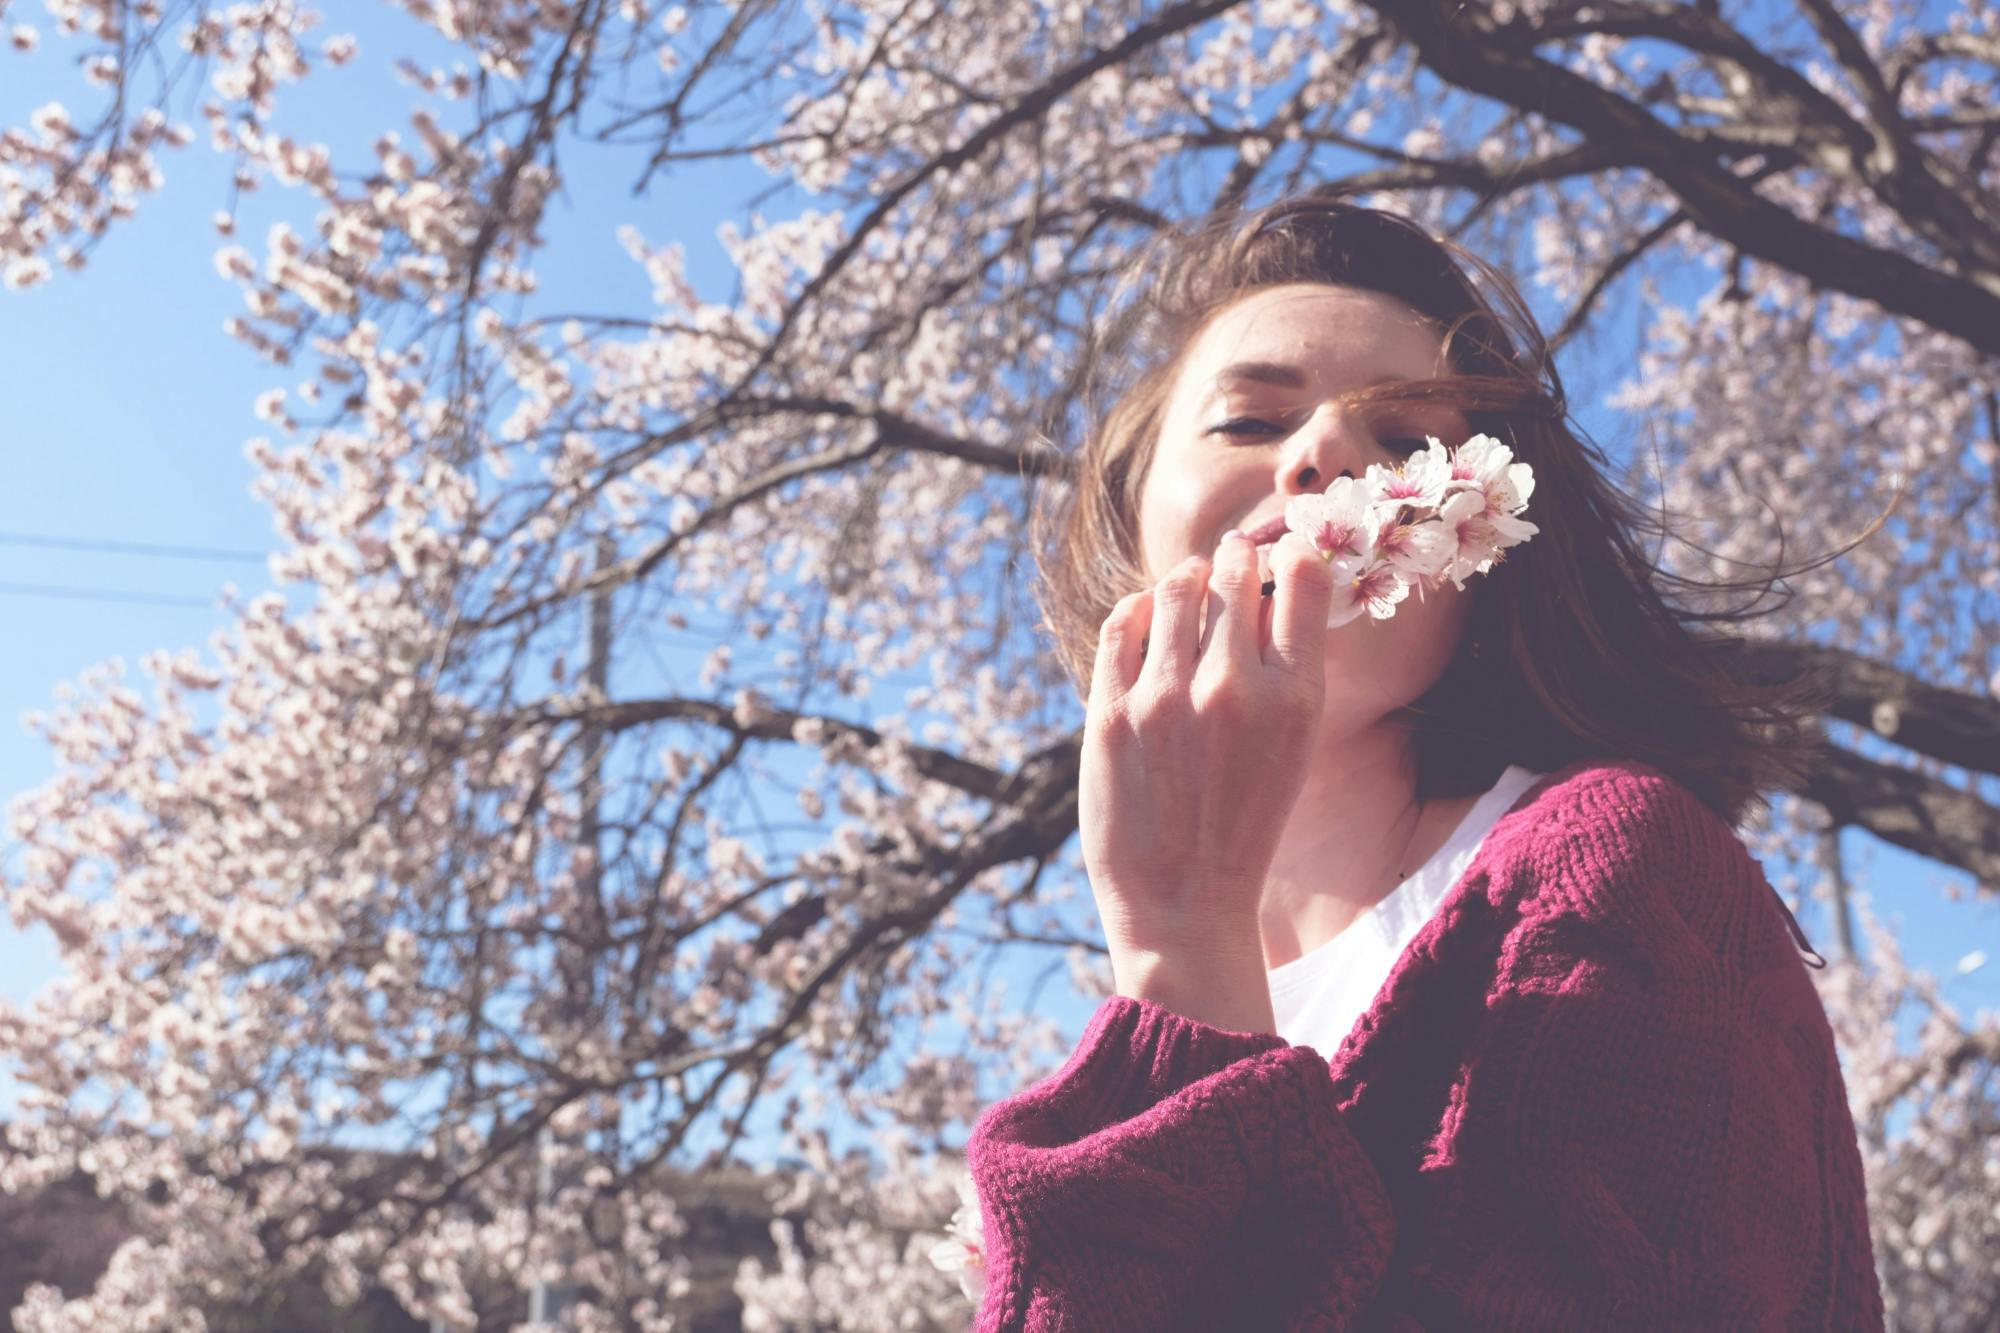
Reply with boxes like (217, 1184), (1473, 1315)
(1220, 528), (1247, 545)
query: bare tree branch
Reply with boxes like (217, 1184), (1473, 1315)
(1795, 743), (2000, 891)
(1365, 0), (2000, 353)
(1732, 641), (2000, 779)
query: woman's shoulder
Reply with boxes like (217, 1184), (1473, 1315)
(1480, 756), (1762, 935)
(1497, 756), (1732, 836)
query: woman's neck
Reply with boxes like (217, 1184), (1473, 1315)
(1257, 727), (1481, 972)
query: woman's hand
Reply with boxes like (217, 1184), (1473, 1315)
(1080, 528), (1333, 992)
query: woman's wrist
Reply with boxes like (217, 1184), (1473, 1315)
(1112, 936), (1276, 1036)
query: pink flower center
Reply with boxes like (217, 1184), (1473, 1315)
(1312, 520), (1358, 556)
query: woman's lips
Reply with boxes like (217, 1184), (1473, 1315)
(1244, 516), (1290, 546)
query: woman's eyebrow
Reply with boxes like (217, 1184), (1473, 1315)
(1215, 361), (1411, 390)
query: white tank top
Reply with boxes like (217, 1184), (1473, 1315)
(1268, 765), (1546, 1055)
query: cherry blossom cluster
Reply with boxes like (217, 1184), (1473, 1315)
(924, 1164), (987, 1302)
(733, 1134), (979, 1330)
(0, 2), (358, 286)
(0, 100), (190, 287)
(1270, 433), (1538, 627)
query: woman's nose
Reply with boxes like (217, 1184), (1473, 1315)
(1276, 406), (1366, 494)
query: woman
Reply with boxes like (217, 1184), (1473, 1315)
(963, 194), (1887, 1329)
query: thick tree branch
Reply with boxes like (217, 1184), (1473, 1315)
(1731, 640), (2000, 779)
(1794, 742), (2000, 892)
(1364, 0), (2000, 353)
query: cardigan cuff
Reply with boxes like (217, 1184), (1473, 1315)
(1065, 994), (1290, 1125)
(966, 994), (1396, 1330)
(1011, 993), (1394, 1240)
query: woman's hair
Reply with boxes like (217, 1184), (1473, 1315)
(1029, 187), (1888, 827)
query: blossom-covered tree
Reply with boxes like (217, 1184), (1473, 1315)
(2, 1), (1995, 1327)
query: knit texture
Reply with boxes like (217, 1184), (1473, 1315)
(964, 758), (1885, 1331)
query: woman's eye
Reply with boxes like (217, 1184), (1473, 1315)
(1200, 412), (1280, 438)
(1203, 420), (1429, 455)
(1205, 417), (1428, 452)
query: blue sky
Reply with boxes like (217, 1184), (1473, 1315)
(2, 10), (1994, 1164)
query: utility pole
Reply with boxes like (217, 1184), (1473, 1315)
(531, 533), (615, 1327)
(1817, 823), (1856, 962)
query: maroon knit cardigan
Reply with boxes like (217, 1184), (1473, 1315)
(966, 759), (1884, 1330)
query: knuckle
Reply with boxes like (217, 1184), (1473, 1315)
(1191, 675), (1255, 722)
(1100, 591), (1143, 628)
(1207, 561), (1256, 595)
(1134, 681), (1191, 723)
(1088, 708), (1138, 752)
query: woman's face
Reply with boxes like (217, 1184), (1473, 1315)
(1135, 282), (1477, 730)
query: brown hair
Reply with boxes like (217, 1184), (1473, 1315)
(1029, 188), (1889, 826)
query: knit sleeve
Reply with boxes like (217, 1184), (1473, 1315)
(963, 993), (1396, 1331)
(964, 763), (1885, 1331)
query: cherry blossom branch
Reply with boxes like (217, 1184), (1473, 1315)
(1869, 1028), (2000, 1121)
(709, 0), (1250, 404)
(632, 752), (1079, 1179)
(516, 693), (1037, 803)
(480, 408), (1065, 631)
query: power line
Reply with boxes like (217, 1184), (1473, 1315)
(0, 530), (262, 607)
(0, 530), (268, 564)
(0, 581), (217, 609)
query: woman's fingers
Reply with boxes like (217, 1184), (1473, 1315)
(1199, 530), (1261, 669)
(1140, 554), (1209, 687)
(1092, 589), (1153, 703)
(1118, 534), (1318, 695)
(1267, 532), (1333, 681)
